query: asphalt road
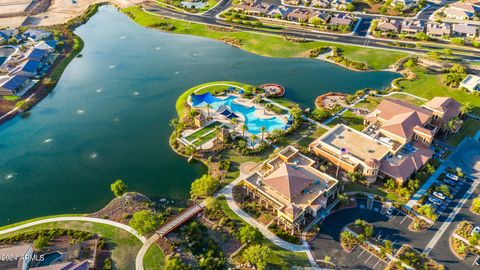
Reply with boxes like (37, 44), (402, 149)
(142, 3), (480, 62)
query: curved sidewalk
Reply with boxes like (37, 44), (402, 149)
(0, 216), (147, 243)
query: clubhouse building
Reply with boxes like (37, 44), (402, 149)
(242, 146), (340, 232)
(309, 97), (461, 185)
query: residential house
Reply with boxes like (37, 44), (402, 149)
(266, 5), (292, 19)
(452, 23), (478, 38)
(376, 18), (401, 33)
(460, 74), (480, 91)
(311, 0), (330, 8)
(423, 97), (462, 131)
(22, 29), (51, 41)
(328, 13), (354, 27)
(0, 75), (30, 96)
(308, 12), (331, 24)
(0, 244), (33, 270)
(444, 2), (478, 20)
(426, 22), (451, 38)
(286, 9), (312, 22)
(401, 20), (425, 35)
(330, 0), (353, 10)
(391, 0), (416, 9)
(242, 146), (340, 232)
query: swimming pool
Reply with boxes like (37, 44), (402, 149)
(37, 252), (63, 267)
(195, 96), (289, 135)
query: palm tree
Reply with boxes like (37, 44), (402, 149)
(241, 124), (248, 137)
(169, 118), (179, 135)
(250, 134), (257, 148)
(444, 117), (458, 138)
(260, 126), (266, 141)
(231, 118), (238, 134)
(205, 104), (212, 118)
(460, 102), (472, 118)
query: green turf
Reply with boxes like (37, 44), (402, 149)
(123, 6), (408, 70)
(398, 68), (480, 116)
(0, 221), (141, 270)
(447, 118), (480, 147)
(185, 121), (222, 142)
(143, 243), (165, 270)
(327, 110), (364, 131)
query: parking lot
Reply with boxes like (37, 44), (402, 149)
(310, 198), (434, 269)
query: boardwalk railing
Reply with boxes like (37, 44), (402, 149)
(157, 204), (203, 237)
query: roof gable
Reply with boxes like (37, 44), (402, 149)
(263, 163), (313, 200)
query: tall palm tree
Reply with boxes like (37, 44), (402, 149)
(460, 102), (472, 118)
(250, 134), (257, 148)
(260, 126), (266, 141)
(231, 118), (238, 134)
(169, 118), (179, 135)
(205, 104), (212, 118)
(241, 124), (248, 137)
(444, 117), (458, 138)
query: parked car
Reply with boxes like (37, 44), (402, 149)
(386, 208), (394, 216)
(428, 197), (442, 206)
(442, 179), (457, 187)
(433, 191), (446, 201)
(446, 173), (460, 181)
(472, 226), (480, 236)
(475, 255), (480, 265)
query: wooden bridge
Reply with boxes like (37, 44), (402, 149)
(157, 204), (203, 237)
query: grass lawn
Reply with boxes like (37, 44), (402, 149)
(185, 121), (222, 141)
(123, 6), (407, 70)
(143, 243), (165, 270)
(0, 214), (86, 231)
(175, 81), (250, 118)
(0, 221), (141, 270)
(193, 129), (218, 146)
(217, 196), (311, 269)
(398, 68), (480, 115)
(327, 110), (364, 131)
(447, 118), (480, 147)
(2, 95), (20, 101)
(295, 126), (328, 147)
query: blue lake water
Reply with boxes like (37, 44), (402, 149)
(0, 5), (399, 224)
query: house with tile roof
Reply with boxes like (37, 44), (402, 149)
(376, 18), (401, 33)
(452, 23), (478, 38)
(0, 244), (33, 270)
(401, 20), (425, 36)
(426, 22), (451, 38)
(242, 145), (340, 232)
(423, 97), (462, 131)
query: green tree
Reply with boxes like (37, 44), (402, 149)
(238, 225), (263, 244)
(190, 174), (218, 198)
(472, 197), (480, 213)
(460, 102), (472, 116)
(34, 236), (49, 249)
(451, 37), (465, 45)
(290, 105), (303, 120)
(436, 184), (451, 198)
(415, 32), (428, 41)
(204, 196), (220, 213)
(165, 254), (189, 270)
(242, 244), (271, 270)
(110, 179), (128, 197)
(384, 178), (396, 192)
(129, 210), (161, 235)
(241, 124), (248, 137)
(403, 58), (416, 69)
(205, 103), (212, 118)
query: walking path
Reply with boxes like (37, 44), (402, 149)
(373, 91), (428, 101)
(0, 216), (146, 242)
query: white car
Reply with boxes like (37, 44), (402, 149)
(446, 173), (460, 181)
(472, 226), (480, 236)
(428, 197), (442, 206)
(433, 191), (446, 201)
(386, 208), (394, 216)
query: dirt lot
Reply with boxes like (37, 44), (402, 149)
(0, 0), (141, 27)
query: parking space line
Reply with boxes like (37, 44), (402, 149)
(473, 255), (479, 266)
(357, 248), (366, 258)
(373, 259), (381, 269)
(400, 215), (409, 224)
(364, 254), (373, 264)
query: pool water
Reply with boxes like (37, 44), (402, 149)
(200, 96), (288, 135)
(37, 252), (62, 267)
